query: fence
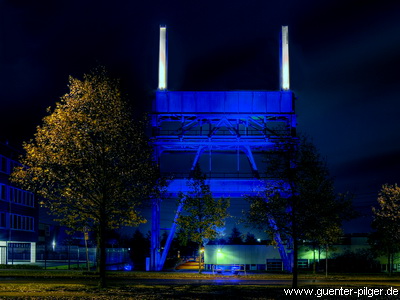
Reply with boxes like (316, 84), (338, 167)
(7, 245), (130, 270)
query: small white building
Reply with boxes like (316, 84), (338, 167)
(205, 245), (284, 271)
(204, 236), (380, 273)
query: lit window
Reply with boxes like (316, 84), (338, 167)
(0, 156), (7, 173)
(0, 212), (5, 228)
(0, 184), (6, 201)
(10, 214), (34, 231)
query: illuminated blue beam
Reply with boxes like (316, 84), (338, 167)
(153, 139), (277, 147)
(158, 199), (184, 271)
(191, 146), (205, 170)
(153, 113), (295, 120)
(166, 178), (275, 198)
(154, 91), (294, 114)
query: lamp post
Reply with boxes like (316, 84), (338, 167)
(313, 248), (316, 274)
(84, 226), (90, 271)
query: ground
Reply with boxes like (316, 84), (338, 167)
(1, 270), (400, 299)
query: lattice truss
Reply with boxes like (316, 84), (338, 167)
(151, 112), (296, 178)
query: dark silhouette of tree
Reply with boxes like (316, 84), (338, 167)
(160, 230), (169, 249)
(176, 165), (230, 273)
(176, 228), (199, 258)
(370, 183), (400, 275)
(208, 238), (227, 245)
(227, 226), (244, 244)
(330, 249), (380, 273)
(92, 228), (121, 248)
(244, 232), (259, 245)
(244, 135), (353, 288)
(129, 229), (150, 270)
(11, 68), (161, 287)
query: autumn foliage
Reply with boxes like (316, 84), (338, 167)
(11, 68), (159, 286)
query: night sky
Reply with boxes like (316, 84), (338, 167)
(2, 0), (400, 235)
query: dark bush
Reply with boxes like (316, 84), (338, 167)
(328, 249), (380, 272)
(0, 264), (43, 270)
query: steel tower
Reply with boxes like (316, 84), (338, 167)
(150, 26), (296, 271)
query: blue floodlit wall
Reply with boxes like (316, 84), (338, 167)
(151, 89), (296, 196)
(154, 91), (294, 114)
(150, 88), (296, 271)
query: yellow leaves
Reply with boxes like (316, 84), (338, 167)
(176, 169), (230, 245)
(10, 67), (159, 241)
(373, 183), (400, 235)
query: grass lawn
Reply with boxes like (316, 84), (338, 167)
(1, 270), (400, 299)
(0, 283), (289, 299)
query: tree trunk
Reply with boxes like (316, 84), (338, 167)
(325, 245), (329, 277)
(313, 246), (316, 275)
(198, 244), (203, 274)
(391, 252), (394, 275)
(292, 237), (298, 288)
(388, 252), (392, 276)
(318, 246), (321, 272)
(97, 219), (107, 288)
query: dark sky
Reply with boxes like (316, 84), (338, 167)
(2, 0), (400, 234)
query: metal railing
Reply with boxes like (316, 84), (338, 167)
(162, 172), (263, 179)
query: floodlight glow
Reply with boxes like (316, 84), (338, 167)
(158, 26), (167, 90)
(216, 248), (224, 260)
(280, 26), (290, 91)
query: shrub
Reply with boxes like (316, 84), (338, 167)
(0, 264), (43, 270)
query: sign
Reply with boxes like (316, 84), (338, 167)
(9, 243), (30, 249)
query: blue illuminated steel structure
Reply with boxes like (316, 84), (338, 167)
(150, 26), (296, 271)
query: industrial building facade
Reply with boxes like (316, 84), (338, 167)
(0, 142), (38, 264)
(150, 25), (296, 271)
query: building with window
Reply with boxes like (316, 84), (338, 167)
(204, 244), (310, 272)
(0, 141), (38, 264)
(203, 235), (385, 273)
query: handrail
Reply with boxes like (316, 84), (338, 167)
(211, 264), (246, 275)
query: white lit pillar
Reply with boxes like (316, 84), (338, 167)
(280, 26), (290, 91)
(158, 25), (167, 90)
(30, 242), (36, 263)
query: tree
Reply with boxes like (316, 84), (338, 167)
(176, 228), (199, 257)
(208, 226), (227, 245)
(370, 183), (400, 275)
(330, 249), (380, 273)
(227, 226), (244, 244)
(129, 229), (150, 270)
(244, 135), (353, 287)
(176, 165), (230, 273)
(244, 232), (259, 245)
(11, 68), (160, 287)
